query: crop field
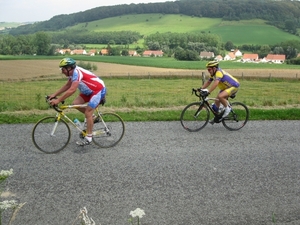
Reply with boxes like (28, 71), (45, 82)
(1, 60), (300, 81)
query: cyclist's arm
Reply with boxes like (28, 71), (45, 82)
(201, 80), (212, 89)
(57, 81), (79, 103)
(51, 80), (72, 98)
(208, 80), (219, 93)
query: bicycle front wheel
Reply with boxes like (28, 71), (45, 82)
(32, 116), (71, 153)
(92, 112), (125, 148)
(180, 102), (210, 132)
(222, 102), (249, 131)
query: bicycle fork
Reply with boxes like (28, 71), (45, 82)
(50, 116), (60, 137)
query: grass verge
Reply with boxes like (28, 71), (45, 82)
(1, 108), (299, 124)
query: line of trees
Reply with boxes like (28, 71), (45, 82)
(8, 0), (300, 36)
(1, 30), (300, 64)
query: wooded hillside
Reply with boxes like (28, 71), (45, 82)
(9, 0), (300, 35)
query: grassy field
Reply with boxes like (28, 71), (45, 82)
(1, 77), (300, 124)
(0, 59), (300, 123)
(66, 14), (300, 46)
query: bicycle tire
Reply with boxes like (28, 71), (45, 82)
(32, 116), (71, 153)
(222, 102), (249, 131)
(180, 102), (210, 132)
(92, 112), (125, 148)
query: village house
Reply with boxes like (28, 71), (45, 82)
(143, 50), (163, 57)
(71, 49), (87, 55)
(100, 49), (109, 55)
(128, 50), (139, 56)
(223, 52), (236, 61)
(231, 49), (243, 57)
(88, 49), (97, 56)
(242, 53), (259, 62)
(264, 54), (286, 64)
(199, 51), (215, 59)
(214, 55), (223, 61)
(56, 49), (71, 55)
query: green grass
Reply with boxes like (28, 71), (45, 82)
(69, 14), (221, 35)
(206, 19), (299, 45)
(66, 14), (300, 46)
(1, 77), (300, 124)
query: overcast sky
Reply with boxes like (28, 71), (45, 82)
(1, 0), (169, 23)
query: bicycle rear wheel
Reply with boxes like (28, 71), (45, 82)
(222, 102), (249, 131)
(32, 116), (71, 153)
(92, 112), (125, 148)
(180, 102), (210, 132)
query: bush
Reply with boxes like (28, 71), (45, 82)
(77, 61), (98, 71)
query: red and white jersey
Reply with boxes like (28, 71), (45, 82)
(69, 66), (105, 95)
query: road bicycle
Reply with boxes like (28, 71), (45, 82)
(32, 96), (125, 154)
(180, 88), (249, 132)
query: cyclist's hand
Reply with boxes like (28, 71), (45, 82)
(50, 99), (60, 106)
(200, 89), (210, 96)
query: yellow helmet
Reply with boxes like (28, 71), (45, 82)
(59, 58), (76, 68)
(206, 61), (219, 68)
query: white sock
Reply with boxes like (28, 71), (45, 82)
(86, 134), (92, 142)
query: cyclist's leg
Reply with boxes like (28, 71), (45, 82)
(220, 87), (239, 118)
(73, 94), (86, 113)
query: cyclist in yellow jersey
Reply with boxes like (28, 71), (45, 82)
(200, 61), (240, 120)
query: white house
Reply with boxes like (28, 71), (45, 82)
(232, 49), (242, 57)
(224, 52), (236, 61)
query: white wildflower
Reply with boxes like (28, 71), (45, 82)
(0, 169), (13, 181)
(0, 200), (18, 210)
(130, 208), (145, 219)
(80, 207), (96, 225)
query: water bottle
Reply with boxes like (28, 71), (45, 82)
(74, 118), (81, 127)
(211, 103), (218, 113)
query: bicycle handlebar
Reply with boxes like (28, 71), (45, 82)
(45, 96), (64, 112)
(192, 88), (209, 98)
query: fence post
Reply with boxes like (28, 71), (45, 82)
(202, 72), (205, 85)
(269, 73), (271, 81)
(128, 73), (130, 79)
(148, 72), (150, 79)
(242, 72), (244, 80)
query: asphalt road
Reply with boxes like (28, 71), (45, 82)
(0, 121), (299, 225)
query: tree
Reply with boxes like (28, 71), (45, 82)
(34, 32), (51, 55)
(224, 41), (234, 51)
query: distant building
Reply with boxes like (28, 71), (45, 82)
(199, 51), (214, 59)
(143, 50), (163, 57)
(224, 52), (236, 61)
(242, 53), (259, 62)
(265, 54), (286, 64)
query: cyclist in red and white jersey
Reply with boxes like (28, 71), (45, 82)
(50, 58), (106, 146)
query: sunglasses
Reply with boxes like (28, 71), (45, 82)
(207, 68), (214, 71)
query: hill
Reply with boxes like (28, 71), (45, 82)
(66, 15), (299, 46)
(8, 0), (300, 36)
